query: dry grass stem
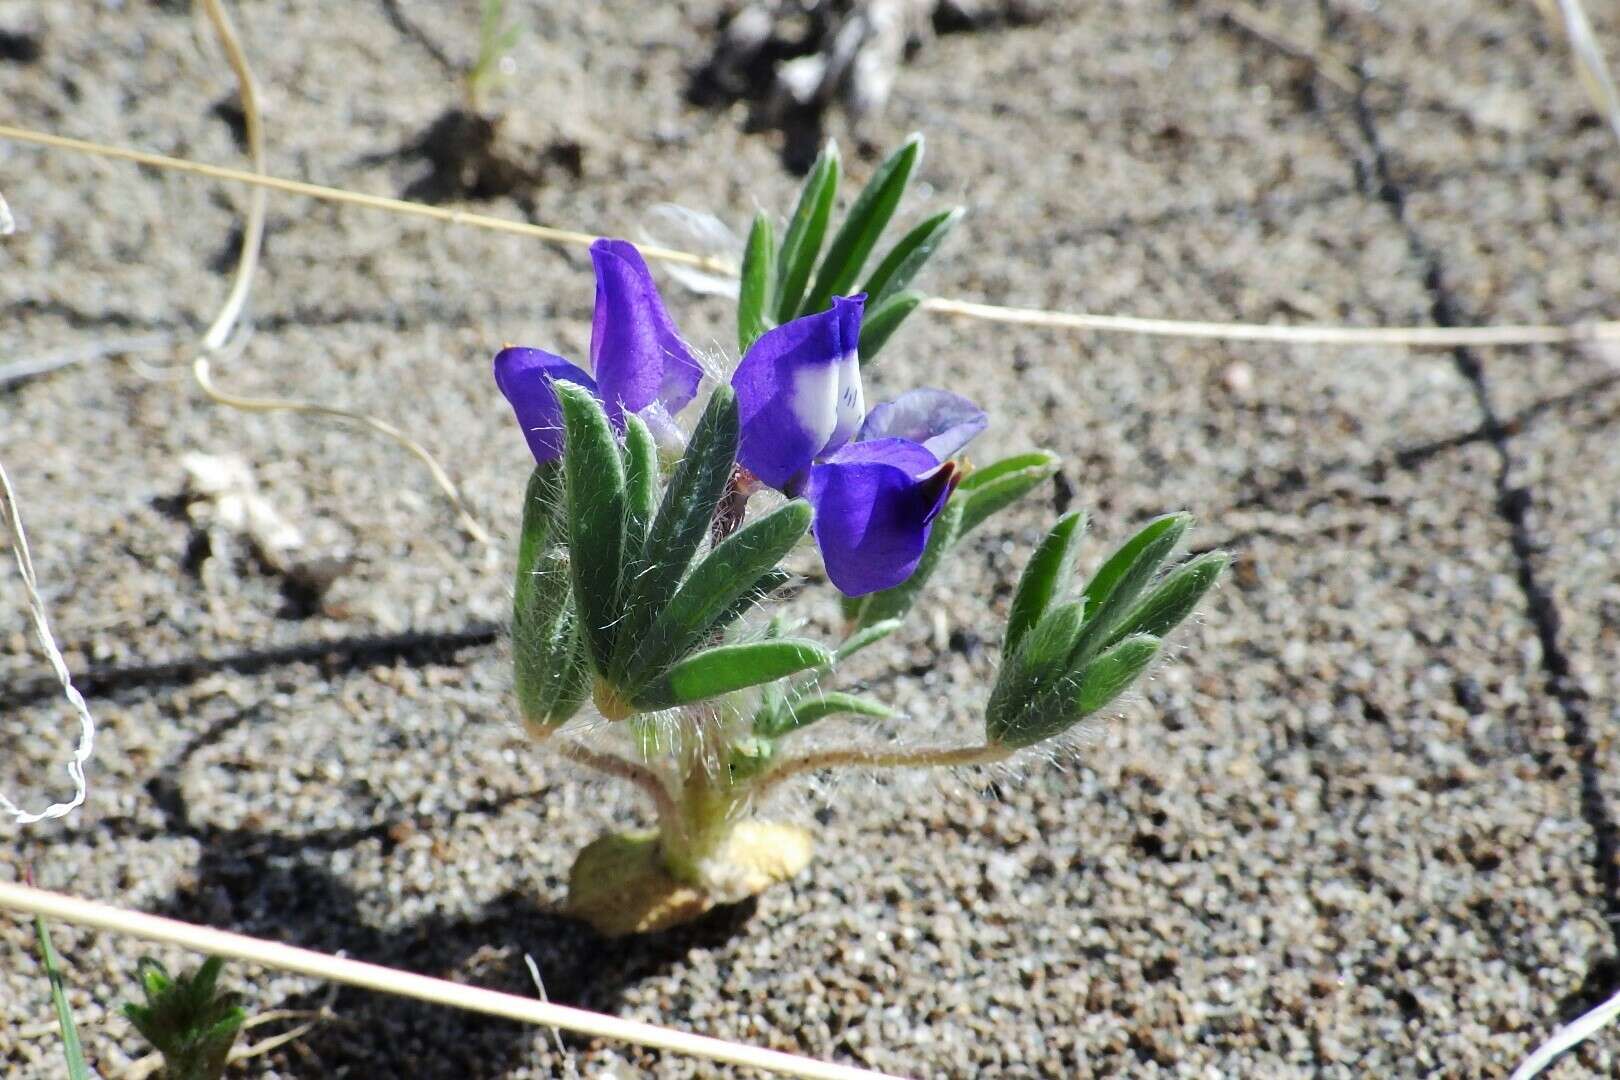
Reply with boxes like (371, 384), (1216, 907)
(0, 881), (903, 1080)
(3, 123), (1614, 351)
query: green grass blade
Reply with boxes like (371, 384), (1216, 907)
(861, 206), (962, 306)
(802, 134), (923, 315)
(774, 143), (840, 323)
(33, 916), (90, 1080)
(738, 211), (777, 352)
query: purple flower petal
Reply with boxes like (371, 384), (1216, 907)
(732, 295), (865, 491)
(493, 347), (599, 463)
(589, 239), (704, 420)
(857, 388), (988, 461)
(805, 437), (957, 596)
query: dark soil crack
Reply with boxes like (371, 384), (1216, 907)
(1348, 79), (1620, 952)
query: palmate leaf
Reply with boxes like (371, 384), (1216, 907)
(857, 289), (924, 363)
(994, 633), (1161, 750)
(611, 387), (741, 684)
(123, 957), (245, 1080)
(1067, 513), (1189, 669)
(619, 499), (813, 694)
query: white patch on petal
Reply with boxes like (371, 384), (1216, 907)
(825, 350), (865, 453)
(789, 358), (842, 455)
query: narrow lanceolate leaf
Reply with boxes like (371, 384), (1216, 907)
(621, 413), (659, 553)
(803, 134), (923, 314)
(1004, 510), (1087, 657)
(836, 617), (903, 661)
(861, 206), (962, 306)
(846, 496), (964, 631)
(513, 463), (587, 727)
(636, 638), (833, 710)
(738, 211), (777, 352)
(857, 288), (923, 363)
(774, 142), (840, 323)
(1068, 513), (1190, 669)
(764, 691), (894, 737)
(956, 453), (1062, 537)
(956, 451), (1060, 492)
(556, 382), (627, 672)
(1107, 550), (1229, 648)
(612, 387), (741, 681)
(621, 499), (813, 691)
(985, 600), (1084, 741)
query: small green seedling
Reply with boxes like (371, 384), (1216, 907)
(123, 957), (246, 1080)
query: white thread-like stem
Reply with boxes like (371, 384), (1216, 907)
(0, 882), (900, 1080)
(0, 462), (97, 825)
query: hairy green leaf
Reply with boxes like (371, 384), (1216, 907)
(621, 499), (812, 691)
(857, 288), (924, 363)
(862, 206), (962, 306)
(1068, 514), (1189, 669)
(956, 451), (1060, 492)
(762, 691), (894, 738)
(34, 916), (90, 1080)
(123, 957), (245, 1080)
(512, 463), (587, 727)
(612, 387), (741, 681)
(774, 143), (840, 322)
(738, 211), (777, 352)
(836, 618), (903, 661)
(996, 633), (1161, 749)
(985, 600), (1084, 741)
(956, 454), (1061, 537)
(1004, 510), (1087, 657)
(803, 134), (923, 314)
(621, 413), (659, 553)
(1108, 550), (1228, 647)
(557, 382), (627, 672)
(638, 638), (834, 709)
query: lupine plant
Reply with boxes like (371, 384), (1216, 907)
(493, 145), (1225, 936)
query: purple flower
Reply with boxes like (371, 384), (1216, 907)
(494, 239), (703, 463)
(731, 297), (987, 596)
(494, 239), (987, 598)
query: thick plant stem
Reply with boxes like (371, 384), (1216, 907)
(750, 742), (1010, 802)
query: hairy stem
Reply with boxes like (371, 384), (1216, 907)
(751, 742), (1009, 801)
(543, 737), (678, 822)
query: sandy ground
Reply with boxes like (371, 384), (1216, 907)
(4, 1), (1620, 1076)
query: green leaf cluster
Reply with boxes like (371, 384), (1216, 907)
(736, 136), (962, 361)
(123, 957), (245, 1080)
(985, 513), (1228, 749)
(552, 383), (830, 717)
